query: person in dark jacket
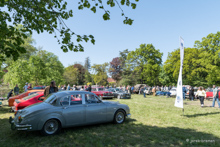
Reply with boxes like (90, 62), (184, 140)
(7, 90), (13, 99)
(86, 85), (91, 92)
(44, 81), (58, 97)
(189, 86), (194, 101)
(14, 84), (19, 95)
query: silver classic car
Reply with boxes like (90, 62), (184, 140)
(107, 88), (131, 99)
(9, 91), (131, 135)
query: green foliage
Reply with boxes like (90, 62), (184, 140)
(84, 57), (91, 71)
(84, 71), (92, 84)
(127, 44), (163, 85)
(164, 31), (220, 87)
(92, 63), (109, 85)
(0, 0), (138, 61)
(63, 65), (79, 85)
(4, 59), (31, 91)
(4, 50), (64, 90)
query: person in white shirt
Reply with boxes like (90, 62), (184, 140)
(195, 87), (206, 107)
(23, 82), (28, 92)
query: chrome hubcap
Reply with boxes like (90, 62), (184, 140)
(116, 112), (124, 123)
(44, 120), (58, 134)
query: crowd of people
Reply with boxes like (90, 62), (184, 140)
(6, 81), (220, 108)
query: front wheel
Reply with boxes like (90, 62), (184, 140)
(41, 119), (61, 136)
(113, 110), (126, 124)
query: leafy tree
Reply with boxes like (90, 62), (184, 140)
(84, 71), (93, 84)
(109, 57), (123, 82)
(4, 59), (31, 91)
(63, 65), (79, 85)
(119, 49), (130, 68)
(164, 47), (208, 87)
(92, 63), (109, 86)
(127, 44), (163, 85)
(37, 50), (65, 85)
(73, 63), (86, 85)
(158, 65), (173, 86)
(4, 50), (65, 90)
(84, 57), (91, 71)
(119, 49), (137, 86)
(1, 0), (138, 61)
(29, 55), (46, 85)
(194, 32), (220, 85)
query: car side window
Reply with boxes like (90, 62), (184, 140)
(70, 94), (82, 105)
(60, 96), (70, 106)
(85, 94), (100, 104)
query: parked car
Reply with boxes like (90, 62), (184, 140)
(144, 87), (152, 95)
(8, 89), (44, 107)
(91, 87), (114, 99)
(107, 88), (131, 99)
(133, 84), (147, 94)
(13, 92), (45, 112)
(9, 91), (131, 135)
(170, 88), (177, 97)
(106, 88), (120, 98)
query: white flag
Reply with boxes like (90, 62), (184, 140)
(175, 37), (184, 108)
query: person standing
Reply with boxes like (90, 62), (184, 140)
(14, 84), (19, 95)
(131, 86), (134, 94)
(80, 86), (84, 91)
(44, 81), (58, 97)
(182, 85), (187, 100)
(211, 85), (220, 108)
(152, 86), (156, 96)
(27, 83), (32, 90)
(23, 82), (28, 92)
(195, 87), (206, 107)
(143, 86), (146, 98)
(189, 86), (194, 101)
(86, 84), (91, 92)
(63, 84), (66, 90)
(67, 84), (70, 90)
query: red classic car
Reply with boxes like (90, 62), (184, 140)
(13, 92), (45, 112)
(91, 87), (114, 99)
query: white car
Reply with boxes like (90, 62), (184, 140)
(170, 88), (177, 97)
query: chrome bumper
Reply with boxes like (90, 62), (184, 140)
(127, 113), (131, 118)
(9, 116), (32, 131)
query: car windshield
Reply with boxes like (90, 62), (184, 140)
(98, 88), (104, 91)
(115, 88), (120, 91)
(44, 94), (56, 104)
(33, 87), (43, 89)
(23, 93), (39, 100)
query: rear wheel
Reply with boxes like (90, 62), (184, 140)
(41, 119), (61, 136)
(113, 110), (126, 124)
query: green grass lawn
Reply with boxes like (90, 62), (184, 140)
(0, 95), (220, 147)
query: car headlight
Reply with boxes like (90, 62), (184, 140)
(17, 116), (24, 123)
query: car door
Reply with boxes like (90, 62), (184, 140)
(61, 94), (86, 127)
(85, 94), (107, 124)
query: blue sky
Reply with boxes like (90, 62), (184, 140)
(32, 0), (220, 67)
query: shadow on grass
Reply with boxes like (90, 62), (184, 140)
(0, 118), (219, 146)
(184, 112), (220, 118)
